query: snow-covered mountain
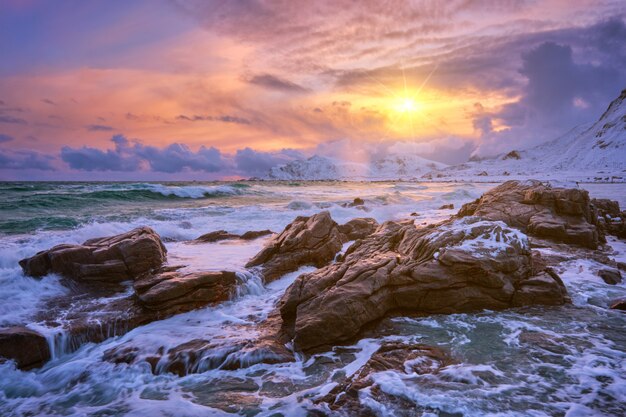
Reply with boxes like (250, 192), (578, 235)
(433, 89), (626, 182)
(267, 154), (447, 180)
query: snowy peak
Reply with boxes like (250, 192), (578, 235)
(267, 153), (447, 180)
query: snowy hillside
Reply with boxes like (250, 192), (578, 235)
(267, 154), (447, 180)
(432, 89), (626, 182)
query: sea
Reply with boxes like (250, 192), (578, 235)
(0, 181), (625, 416)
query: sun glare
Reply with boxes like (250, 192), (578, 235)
(393, 96), (421, 113)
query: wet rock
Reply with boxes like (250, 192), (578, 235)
(278, 216), (569, 351)
(318, 341), (454, 416)
(338, 218), (379, 240)
(458, 180), (602, 249)
(193, 229), (273, 243)
(609, 299), (626, 311)
(598, 268), (622, 285)
(438, 204), (454, 210)
(246, 211), (346, 282)
(0, 327), (50, 369)
(134, 267), (239, 314)
(477, 171), (488, 176)
(592, 198), (626, 239)
(194, 230), (240, 243)
(19, 227), (167, 281)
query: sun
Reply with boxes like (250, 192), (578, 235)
(393, 96), (421, 113)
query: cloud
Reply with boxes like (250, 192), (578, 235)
(135, 142), (226, 173)
(86, 124), (115, 132)
(0, 133), (13, 143)
(42, 98), (56, 105)
(234, 147), (303, 176)
(0, 149), (55, 170)
(176, 114), (252, 125)
(61, 135), (141, 171)
(61, 135), (227, 173)
(0, 115), (27, 125)
(247, 73), (308, 92)
(472, 32), (626, 156)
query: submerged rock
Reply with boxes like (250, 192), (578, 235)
(609, 299), (626, 311)
(246, 211), (346, 282)
(193, 229), (273, 243)
(278, 216), (569, 351)
(19, 227), (167, 281)
(598, 268), (622, 285)
(458, 180), (602, 249)
(318, 341), (455, 416)
(0, 327), (50, 369)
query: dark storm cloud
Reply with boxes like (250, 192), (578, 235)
(247, 73), (308, 92)
(0, 149), (55, 170)
(86, 124), (115, 132)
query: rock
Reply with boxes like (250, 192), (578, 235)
(246, 211), (346, 282)
(278, 216), (569, 351)
(338, 218), (379, 240)
(592, 198), (626, 239)
(194, 230), (239, 243)
(410, 212), (419, 216)
(0, 327), (50, 369)
(609, 299), (626, 311)
(239, 230), (273, 240)
(598, 268), (622, 285)
(134, 267), (239, 314)
(341, 197), (365, 208)
(193, 229), (273, 243)
(458, 180), (602, 249)
(477, 171), (488, 176)
(19, 227), (167, 281)
(318, 342), (454, 415)
(438, 204), (454, 210)
(503, 150), (521, 160)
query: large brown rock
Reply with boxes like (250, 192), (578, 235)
(19, 227), (167, 281)
(134, 266), (240, 314)
(278, 216), (569, 351)
(246, 211), (346, 282)
(458, 180), (602, 248)
(0, 327), (50, 369)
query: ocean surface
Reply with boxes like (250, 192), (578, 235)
(0, 181), (625, 416)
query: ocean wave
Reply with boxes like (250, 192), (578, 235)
(109, 183), (251, 199)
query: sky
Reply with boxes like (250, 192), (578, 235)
(0, 0), (625, 180)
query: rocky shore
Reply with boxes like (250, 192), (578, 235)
(2, 180), (625, 411)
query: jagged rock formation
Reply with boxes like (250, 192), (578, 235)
(458, 180), (602, 248)
(278, 216), (569, 351)
(19, 227), (167, 281)
(246, 211), (347, 282)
